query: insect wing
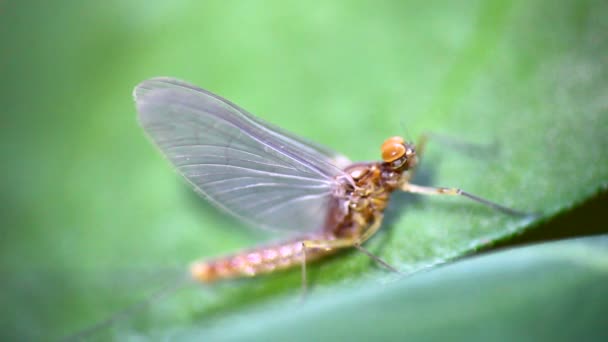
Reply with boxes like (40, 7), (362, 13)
(246, 113), (353, 170)
(134, 78), (349, 233)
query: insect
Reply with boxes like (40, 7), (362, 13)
(134, 77), (525, 292)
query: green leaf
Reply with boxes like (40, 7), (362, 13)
(172, 235), (608, 341)
(0, 0), (606, 340)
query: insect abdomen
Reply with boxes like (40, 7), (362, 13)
(190, 239), (333, 283)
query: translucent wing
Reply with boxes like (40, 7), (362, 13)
(134, 77), (351, 233)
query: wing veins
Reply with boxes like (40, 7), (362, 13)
(180, 163), (330, 184)
(169, 99), (339, 179)
(211, 182), (328, 197)
(166, 144), (294, 170)
(172, 155), (296, 172)
(256, 192), (330, 218)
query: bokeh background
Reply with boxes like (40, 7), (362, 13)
(1, 0), (606, 340)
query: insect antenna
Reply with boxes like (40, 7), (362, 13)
(398, 120), (413, 143)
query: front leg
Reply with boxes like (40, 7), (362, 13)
(401, 183), (530, 217)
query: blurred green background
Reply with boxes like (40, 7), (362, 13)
(1, 0), (607, 340)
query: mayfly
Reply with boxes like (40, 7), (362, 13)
(134, 77), (526, 290)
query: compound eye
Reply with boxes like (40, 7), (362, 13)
(381, 139), (406, 162)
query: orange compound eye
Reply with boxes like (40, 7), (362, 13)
(384, 136), (404, 145)
(381, 137), (406, 162)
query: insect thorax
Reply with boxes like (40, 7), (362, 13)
(326, 162), (405, 238)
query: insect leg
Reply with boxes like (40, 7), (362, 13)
(299, 239), (354, 298)
(300, 237), (360, 296)
(351, 244), (401, 273)
(302, 238), (355, 250)
(401, 183), (530, 217)
(302, 213), (399, 276)
(351, 213), (400, 273)
(302, 237), (393, 269)
(356, 212), (385, 244)
(300, 242), (308, 298)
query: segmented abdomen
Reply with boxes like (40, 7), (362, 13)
(190, 236), (335, 283)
